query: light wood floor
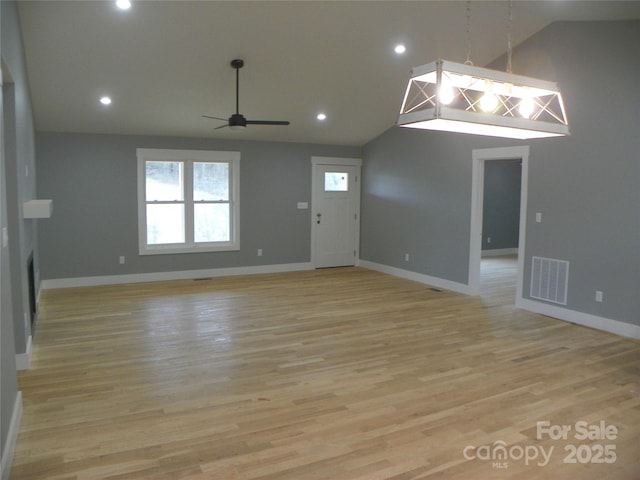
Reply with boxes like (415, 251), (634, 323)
(11, 264), (640, 479)
(480, 255), (518, 303)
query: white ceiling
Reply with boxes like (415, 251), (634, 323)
(16, 1), (640, 146)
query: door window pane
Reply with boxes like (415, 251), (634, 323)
(194, 162), (229, 201)
(147, 204), (185, 244)
(146, 161), (184, 201)
(194, 203), (230, 242)
(324, 172), (349, 192)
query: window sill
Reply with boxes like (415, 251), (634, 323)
(139, 243), (240, 256)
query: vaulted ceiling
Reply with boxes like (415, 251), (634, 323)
(17, 1), (640, 146)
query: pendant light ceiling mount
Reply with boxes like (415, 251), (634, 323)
(397, 1), (569, 140)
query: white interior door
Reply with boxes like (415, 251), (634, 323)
(312, 159), (361, 268)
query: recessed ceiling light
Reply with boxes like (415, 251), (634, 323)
(116, 0), (131, 10)
(394, 44), (406, 55)
(316, 113), (327, 121)
(100, 96), (112, 106)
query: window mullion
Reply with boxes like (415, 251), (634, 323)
(184, 160), (195, 245)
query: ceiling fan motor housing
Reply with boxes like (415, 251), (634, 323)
(229, 113), (247, 127)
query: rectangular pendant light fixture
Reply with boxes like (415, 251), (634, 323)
(397, 59), (569, 140)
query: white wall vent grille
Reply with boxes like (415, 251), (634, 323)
(530, 256), (569, 305)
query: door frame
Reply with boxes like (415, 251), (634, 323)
(468, 146), (529, 300)
(310, 156), (362, 269)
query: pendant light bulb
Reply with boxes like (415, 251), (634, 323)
(518, 91), (535, 119)
(518, 87), (536, 118)
(479, 92), (498, 112)
(478, 80), (497, 112)
(439, 84), (455, 105)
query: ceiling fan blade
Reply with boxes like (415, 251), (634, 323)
(214, 124), (230, 130)
(203, 115), (228, 122)
(246, 120), (290, 126)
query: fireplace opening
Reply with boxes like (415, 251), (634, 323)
(27, 253), (36, 332)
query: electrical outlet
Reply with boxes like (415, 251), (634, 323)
(119, 256), (125, 264)
(257, 249), (263, 256)
(595, 291), (603, 302)
(536, 212), (542, 223)
(405, 253), (409, 262)
(487, 237), (492, 244)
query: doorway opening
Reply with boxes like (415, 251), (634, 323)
(480, 159), (521, 303)
(469, 146), (529, 304)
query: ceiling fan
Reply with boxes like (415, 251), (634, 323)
(203, 59), (290, 131)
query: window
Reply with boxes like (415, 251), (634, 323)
(137, 149), (240, 255)
(324, 172), (349, 192)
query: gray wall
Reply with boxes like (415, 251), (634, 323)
(1, 0), (37, 360)
(36, 133), (360, 279)
(0, 0), (14, 461)
(0, 138), (17, 467)
(515, 21), (639, 324)
(482, 159), (521, 251)
(362, 20), (640, 327)
(2, 0), (35, 464)
(361, 127), (500, 284)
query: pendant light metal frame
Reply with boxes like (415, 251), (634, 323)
(397, 59), (570, 139)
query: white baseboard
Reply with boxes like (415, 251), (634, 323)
(41, 262), (314, 290)
(517, 298), (640, 340)
(15, 336), (32, 371)
(1, 391), (23, 480)
(359, 260), (471, 295)
(481, 248), (518, 257)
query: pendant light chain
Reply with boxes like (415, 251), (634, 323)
(464, 0), (473, 65)
(506, 0), (513, 73)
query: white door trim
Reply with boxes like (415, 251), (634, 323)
(469, 146), (529, 300)
(310, 157), (362, 268)
(311, 156), (362, 167)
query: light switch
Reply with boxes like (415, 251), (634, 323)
(535, 212), (542, 223)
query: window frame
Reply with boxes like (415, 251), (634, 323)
(137, 148), (240, 255)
